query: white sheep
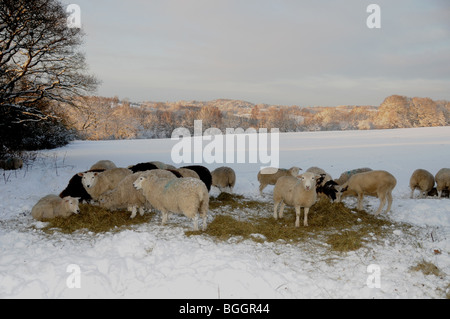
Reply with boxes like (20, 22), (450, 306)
(306, 166), (332, 186)
(78, 167), (132, 200)
(211, 166), (236, 193)
(98, 172), (151, 218)
(335, 167), (373, 185)
(31, 194), (80, 221)
(336, 170), (397, 215)
(273, 172), (318, 227)
(257, 166), (301, 195)
(435, 168), (450, 198)
(409, 169), (435, 198)
(89, 160), (117, 171)
(134, 175), (209, 231)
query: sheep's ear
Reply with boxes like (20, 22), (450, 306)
(77, 172), (84, 177)
(341, 186), (348, 192)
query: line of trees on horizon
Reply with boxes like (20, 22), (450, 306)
(59, 94), (450, 141)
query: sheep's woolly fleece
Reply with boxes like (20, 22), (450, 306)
(0, 127), (449, 298)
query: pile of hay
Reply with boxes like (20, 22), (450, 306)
(188, 193), (400, 252)
(41, 203), (154, 234)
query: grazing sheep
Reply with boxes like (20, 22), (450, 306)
(211, 166), (236, 193)
(336, 170), (397, 215)
(316, 179), (339, 202)
(31, 195), (80, 221)
(89, 160), (117, 171)
(127, 162), (158, 173)
(98, 172), (152, 218)
(78, 168), (132, 200)
(257, 166), (301, 195)
(409, 169), (435, 199)
(59, 169), (105, 202)
(335, 167), (373, 185)
(427, 188), (450, 198)
(134, 175), (209, 231)
(180, 165), (212, 192)
(0, 157), (23, 170)
(435, 168), (450, 198)
(273, 172), (318, 227)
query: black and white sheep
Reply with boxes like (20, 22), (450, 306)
(336, 170), (397, 215)
(273, 172), (318, 227)
(31, 195), (80, 221)
(257, 166), (301, 195)
(59, 169), (105, 202)
(409, 169), (435, 199)
(211, 166), (236, 193)
(134, 175), (209, 231)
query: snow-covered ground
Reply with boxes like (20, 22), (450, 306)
(0, 127), (449, 298)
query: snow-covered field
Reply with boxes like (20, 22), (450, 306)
(0, 127), (449, 299)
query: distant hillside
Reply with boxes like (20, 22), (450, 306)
(57, 95), (450, 140)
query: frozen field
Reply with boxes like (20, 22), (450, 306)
(0, 126), (449, 298)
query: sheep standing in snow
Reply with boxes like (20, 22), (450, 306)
(409, 169), (435, 199)
(334, 167), (373, 185)
(273, 172), (318, 227)
(31, 195), (80, 221)
(78, 168), (132, 200)
(134, 175), (209, 231)
(89, 160), (117, 171)
(257, 166), (301, 195)
(98, 172), (152, 218)
(435, 168), (450, 198)
(211, 166), (236, 193)
(336, 170), (397, 215)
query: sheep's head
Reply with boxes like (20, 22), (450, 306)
(289, 166), (301, 176)
(335, 185), (349, 202)
(298, 172), (317, 191)
(133, 176), (146, 190)
(316, 179), (339, 201)
(78, 171), (99, 189)
(63, 196), (80, 214)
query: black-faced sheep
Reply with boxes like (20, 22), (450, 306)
(335, 167), (373, 185)
(134, 175), (209, 231)
(180, 165), (212, 192)
(211, 166), (236, 193)
(89, 160), (117, 171)
(435, 168), (450, 198)
(273, 172), (318, 227)
(257, 166), (301, 195)
(31, 195), (80, 221)
(78, 168), (132, 200)
(59, 169), (105, 202)
(409, 169), (435, 198)
(336, 170), (397, 215)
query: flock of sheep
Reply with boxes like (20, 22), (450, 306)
(29, 158), (450, 231)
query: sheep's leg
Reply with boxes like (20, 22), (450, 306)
(130, 206), (137, 219)
(259, 183), (267, 195)
(295, 206), (301, 227)
(384, 191), (393, 214)
(437, 189), (442, 198)
(279, 202), (286, 219)
(356, 193), (364, 210)
(161, 210), (168, 225)
(192, 215), (199, 231)
(303, 207), (309, 227)
(139, 207), (145, 216)
(375, 193), (387, 215)
(409, 188), (415, 199)
(273, 201), (280, 219)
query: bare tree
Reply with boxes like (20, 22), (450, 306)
(1, 0), (98, 152)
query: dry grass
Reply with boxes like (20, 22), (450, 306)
(187, 193), (401, 252)
(41, 203), (154, 234)
(41, 192), (407, 253)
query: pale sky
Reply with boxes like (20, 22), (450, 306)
(64, 0), (450, 106)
